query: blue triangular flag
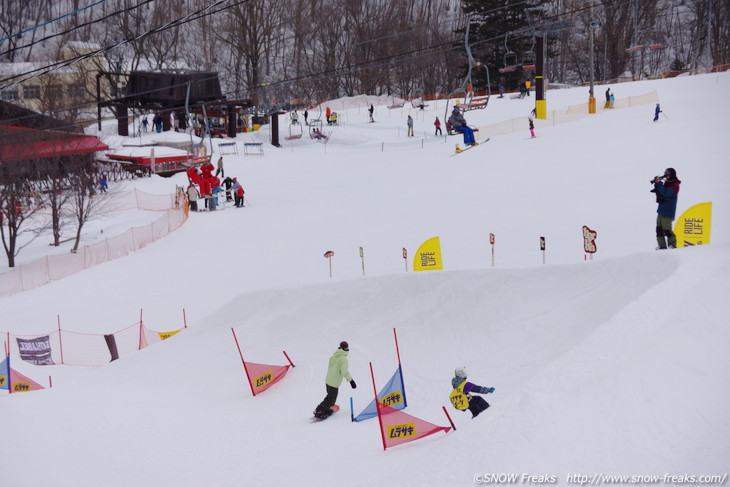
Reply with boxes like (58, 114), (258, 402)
(353, 366), (407, 422)
(0, 356), (9, 390)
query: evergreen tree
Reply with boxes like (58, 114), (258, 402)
(459, 0), (552, 92)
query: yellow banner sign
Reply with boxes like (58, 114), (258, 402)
(413, 236), (443, 271)
(388, 423), (416, 439)
(674, 202), (712, 247)
(254, 371), (273, 389)
(158, 330), (181, 340)
(381, 391), (404, 408)
(13, 382), (31, 392)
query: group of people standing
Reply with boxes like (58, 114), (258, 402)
(185, 156), (245, 211)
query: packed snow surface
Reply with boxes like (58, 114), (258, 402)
(1, 72), (729, 486)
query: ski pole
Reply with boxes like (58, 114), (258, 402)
(662, 111), (670, 121)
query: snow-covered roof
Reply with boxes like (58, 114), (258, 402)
(0, 62), (78, 77)
(65, 41), (102, 51)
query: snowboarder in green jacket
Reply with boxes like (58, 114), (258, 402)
(314, 341), (356, 419)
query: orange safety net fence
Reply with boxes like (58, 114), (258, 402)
(0, 189), (188, 297)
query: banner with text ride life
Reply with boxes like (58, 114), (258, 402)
(413, 236), (443, 271)
(674, 202), (712, 247)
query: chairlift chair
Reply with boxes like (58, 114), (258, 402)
(499, 33), (519, 73)
(444, 20), (491, 122)
(285, 120), (303, 141)
(521, 38), (536, 71)
(387, 97), (405, 109)
(308, 103), (323, 127)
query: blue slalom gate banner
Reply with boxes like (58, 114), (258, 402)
(352, 365), (407, 422)
(0, 356), (8, 390)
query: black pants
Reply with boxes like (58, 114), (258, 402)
(189, 201), (197, 211)
(316, 385), (339, 413)
(468, 396), (490, 418)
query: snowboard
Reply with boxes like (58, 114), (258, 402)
(451, 138), (490, 156)
(312, 404), (340, 422)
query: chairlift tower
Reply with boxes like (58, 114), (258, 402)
(524, 6), (571, 119)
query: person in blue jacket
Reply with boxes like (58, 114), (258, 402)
(449, 367), (494, 418)
(651, 167), (681, 249)
(313, 341), (356, 419)
(653, 103), (662, 122)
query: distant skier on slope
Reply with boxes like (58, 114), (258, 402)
(313, 341), (356, 420)
(448, 107), (476, 146)
(449, 367), (494, 419)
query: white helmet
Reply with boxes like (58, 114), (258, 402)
(455, 367), (467, 379)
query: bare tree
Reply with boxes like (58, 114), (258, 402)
(216, 0), (285, 106)
(0, 177), (46, 268)
(66, 164), (111, 253)
(0, 0), (56, 62)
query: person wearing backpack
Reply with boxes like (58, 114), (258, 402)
(449, 366), (494, 419)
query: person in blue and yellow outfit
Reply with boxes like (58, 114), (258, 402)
(449, 366), (494, 419)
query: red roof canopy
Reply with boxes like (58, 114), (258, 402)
(0, 124), (108, 163)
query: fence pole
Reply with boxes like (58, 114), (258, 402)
(57, 315), (64, 365)
(138, 309), (144, 350)
(44, 255), (50, 286)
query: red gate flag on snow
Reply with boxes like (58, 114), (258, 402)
(377, 404), (451, 449)
(243, 361), (291, 395)
(370, 362), (450, 450)
(231, 328), (295, 396)
(10, 368), (45, 393)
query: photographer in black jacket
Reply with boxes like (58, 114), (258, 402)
(651, 168), (681, 249)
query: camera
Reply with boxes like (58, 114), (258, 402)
(650, 176), (665, 203)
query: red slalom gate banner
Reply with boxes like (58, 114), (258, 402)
(9, 368), (45, 393)
(370, 362), (450, 450)
(243, 361), (291, 395)
(231, 328), (295, 396)
(377, 404), (451, 449)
